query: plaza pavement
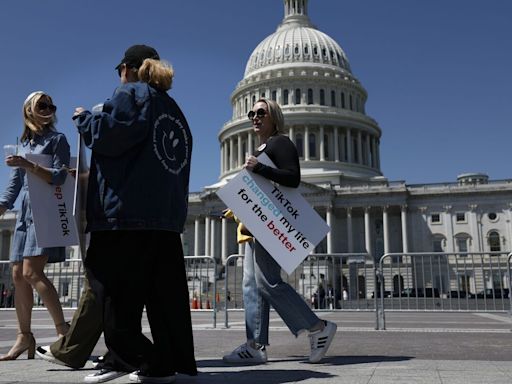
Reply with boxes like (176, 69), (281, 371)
(0, 309), (511, 383)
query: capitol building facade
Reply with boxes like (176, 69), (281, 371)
(1, 0), (511, 299)
(183, 0), (512, 295)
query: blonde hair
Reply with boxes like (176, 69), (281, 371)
(138, 58), (174, 91)
(256, 98), (284, 134)
(22, 92), (56, 143)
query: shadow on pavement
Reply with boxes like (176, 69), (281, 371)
(304, 355), (414, 365)
(194, 369), (335, 383)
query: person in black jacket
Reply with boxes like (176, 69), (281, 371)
(222, 98), (337, 365)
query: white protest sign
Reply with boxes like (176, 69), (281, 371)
(216, 153), (330, 274)
(26, 153), (79, 248)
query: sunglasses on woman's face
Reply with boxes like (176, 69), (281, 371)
(248, 108), (267, 121)
(36, 102), (57, 113)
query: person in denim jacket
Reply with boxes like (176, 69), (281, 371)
(0, 91), (70, 361)
(72, 45), (196, 384)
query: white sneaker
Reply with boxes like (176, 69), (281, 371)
(308, 321), (337, 363)
(83, 369), (127, 383)
(36, 346), (73, 368)
(129, 370), (176, 383)
(222, 342), (267, 364)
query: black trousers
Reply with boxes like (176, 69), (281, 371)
(84, 230), (197, 376)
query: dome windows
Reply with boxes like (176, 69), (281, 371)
(295, 88), (301, 104)
(283, 89), (289, 105)
(307, 89), (313, 105)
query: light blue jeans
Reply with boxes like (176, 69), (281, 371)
(243, 240), (320, 345)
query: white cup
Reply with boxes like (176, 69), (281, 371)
(3, 145), (17, 158)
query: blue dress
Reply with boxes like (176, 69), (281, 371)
(0, 130), (71, 263)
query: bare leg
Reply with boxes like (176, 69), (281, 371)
(0, 263), (35, 360)
(22, 256), (69, 337)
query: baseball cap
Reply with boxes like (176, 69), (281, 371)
(115, 44), (160, 71)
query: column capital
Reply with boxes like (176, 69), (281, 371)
(468, 204), (478, 212)
(443, 205), (452, 212)
(418, 206), (428, 214)
(401, 204), (408, 212)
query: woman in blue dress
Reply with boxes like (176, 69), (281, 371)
(0, 91), (71, 361)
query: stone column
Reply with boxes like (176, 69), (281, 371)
(204, 216), (210, 256)
(194, 218), (200, 256)
(326, 207), (334, 253)
(229, 137), (234, 171)
(401, 205), (409, 253)
(288, 125), (294, 142)
(468, 204), (480, 252)
(210, 218), (216, 259)
(319, 125), (325, 161)
(333, 127), (339, 162)
(221, 217), (228, 263)
(382, 205), (390, 255)
(346, 128), (352, 163)
(304, 125), (310, 161)
(443, 205), (454, 252)
(237, 134), (243, 168)
(247, 132), (253, 156)
(357, 131), (363, 165)
(364, 207), (372, 257)
(346, 207), (353, 253)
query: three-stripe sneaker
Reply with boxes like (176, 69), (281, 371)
(308, 321), (337, 363)
(222, 342), (267, 364)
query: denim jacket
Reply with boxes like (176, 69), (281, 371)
(73, 82), (192, 233)
(0, 131), (70, 223)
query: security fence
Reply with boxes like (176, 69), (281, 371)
(377, 252), (512, 330)
(223, 252), (376, 328)
(1, 252), (511, 331)
(184, 255), (218, 327)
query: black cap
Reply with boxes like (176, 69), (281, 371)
(115, 44), (160, 70)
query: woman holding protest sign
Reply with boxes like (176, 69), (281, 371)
(0, 91), (70, 361)
(222, 98), (337, 364)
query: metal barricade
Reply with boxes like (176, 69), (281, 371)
(377, 252), (512, 330)
(508, 252), (512, 330)
(223, 252), (375, 328)
(184, 255), (218, 327)
(0, 259), (84, 310)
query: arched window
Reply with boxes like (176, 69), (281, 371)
(295, 88), (301, 104)
(308, 133), (317, 158)
(349, 94), (353, 110)
(295, 133), (304, 158)
(320, 89), (325, 106)
(261, 92), (265, 99)
(252, 95), (256, 105)
(283, 89), (289, 105)
(341, 92), (345, 109)
(271, 90), (277, 101)
(488, 231), (501, 252)
(307, 88), (314, 105)
(330, 90), (336, 107)
(244, 98), (248, 114)
(324, 134), (329, 159)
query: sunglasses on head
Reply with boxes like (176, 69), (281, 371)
(248, 108), (267, 121)
(36, 102), (57, 113)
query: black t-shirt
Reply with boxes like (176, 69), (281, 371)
(252, 135), (300, 188)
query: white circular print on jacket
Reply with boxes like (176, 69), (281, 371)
(152, 113), (190, 174)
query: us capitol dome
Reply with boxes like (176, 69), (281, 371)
(217, 0), (383, 187)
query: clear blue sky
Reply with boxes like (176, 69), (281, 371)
(0, 0), (510, 194)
